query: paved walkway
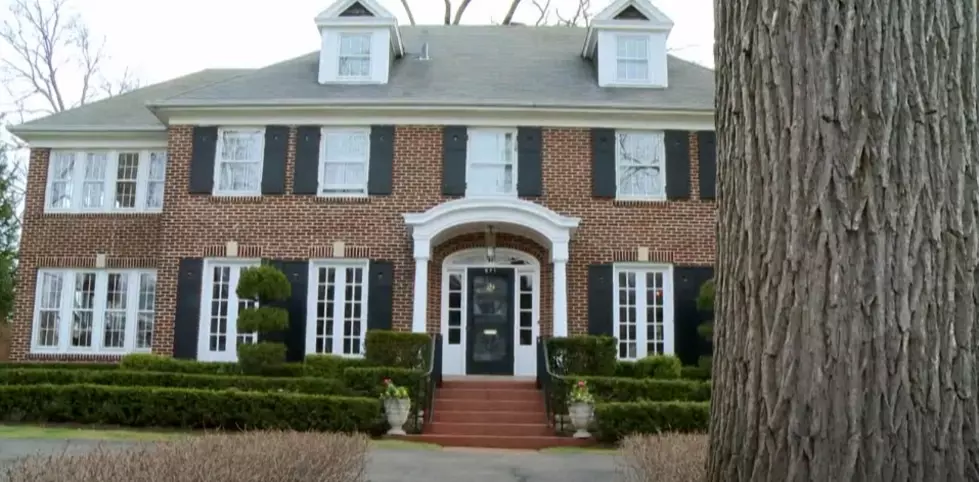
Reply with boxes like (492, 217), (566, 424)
(0, 439), (620, 482)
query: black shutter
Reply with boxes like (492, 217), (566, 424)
(270, 260), (309, 362)
(189, 127), (217, 194)
(368, 125), (395, 195)
(366, 260), (393, 331)
(261, 126), (289, 195)
(587, 264), (614, 336)
(664, 130), (692, 200)
(173, 258), (204, 359)
(591, 128), (616, 198)
(517, 127), (543, 197)
(442, 126), (468, 196)
(697, 131), (717, 200)
(673, 266), (714, 365)
(293, 126), (321, 195)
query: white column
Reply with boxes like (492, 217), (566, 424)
(552, 241), (569, 337)
(411, 237), (431, 334)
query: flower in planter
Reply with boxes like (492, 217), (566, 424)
(380, 378), (410, 400)
(569, 380), (595, 404)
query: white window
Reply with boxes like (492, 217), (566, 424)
(306, 260), (368, 357)
(31, 269), (157, 354)
(616, 130), (666, 199)
(338, 33), (372, 79)
(45, 150), (168, 213)
(198, 259), (260, 362)
(616, 34), (650, 82)
(320, 127), (370, 196)
(466, 128), (517, 196)
(214, 128), (264, 196)
(613, 264), (674, 360)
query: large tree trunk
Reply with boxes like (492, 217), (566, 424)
(708, 1), (978, 481)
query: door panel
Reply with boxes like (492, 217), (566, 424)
(466, 268), (515, 375)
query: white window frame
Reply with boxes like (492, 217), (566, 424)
(197, 258), (261, 362)
(465, 127), (518, 197)
(337, 32), (373, 80)
(615, 130), (667, 201)
(212, 127), (265, 197)
(319, 127), (371, 197)
(44, 149), (168, 214)
(614, 34), (652, 84)
(305, 259), (370, 358)
(30, 268), (157, 355)
(612, 263), (674, 360)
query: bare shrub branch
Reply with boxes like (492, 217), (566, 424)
(619, 433), (707, 482)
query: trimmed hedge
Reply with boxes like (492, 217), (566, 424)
(594, 401), (709, 443)
(680, 365), (711, 381)
(0, 362), (118, 371)
(0, 384), (380, 432)
(304, 355), (371, 378)
(342, 367), (425, 398)
(581, 376), (710, 403)
(546, 336), (617, 376)
(364, 331), (431, 369)
(614, 356), (683, 379)
(0, 368), (349, 395)
(119, 354), (304, 377)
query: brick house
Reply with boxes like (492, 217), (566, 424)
(8, 0), (715, 378)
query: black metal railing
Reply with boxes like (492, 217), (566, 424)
(536, 335), (569, 433)
(414, 333), (442, 432)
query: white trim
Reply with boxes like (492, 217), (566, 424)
(304, 258), (370, 358)
(316, 0), (396, 20)
(157, 105), (715, 132)
(612, 262), (675, 360)
(583, 0), (675, 57)
(31, 268), (157, 355)
(440, 248), (540, 376)
(197, 258), (262, 362)
(212, 127), (265, 197)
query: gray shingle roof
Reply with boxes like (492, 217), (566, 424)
(13, 26), (715, 132)
(9, 69), (250, 132)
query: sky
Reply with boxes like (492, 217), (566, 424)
(38, 0), (715, 88)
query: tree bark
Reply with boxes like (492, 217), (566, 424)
(709, 0), (978, 481)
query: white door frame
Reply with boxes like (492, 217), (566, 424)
(440, 248), (540, 376)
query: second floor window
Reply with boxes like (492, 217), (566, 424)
(338, 33), (372, 79)
(616, 34), (650, 83)
(616, 130), (666, 200)
(320, 128), (370, 196)
(467, 128), (517, 196)
(215, 128), (264, 196)
(46, 150), (167, 213)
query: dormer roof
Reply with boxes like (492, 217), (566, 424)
(314, 0), (404, 57)
(583, 0), (674, 57)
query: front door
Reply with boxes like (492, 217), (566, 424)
(466, 268), (515, 375)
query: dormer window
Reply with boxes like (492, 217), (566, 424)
(338, 33), (372, 79)
(615, 35), (650, 83)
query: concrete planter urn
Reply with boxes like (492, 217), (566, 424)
(383, 398), (412, 436)
(569, 402), (594, 439)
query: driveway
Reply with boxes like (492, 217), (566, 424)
(0, 439), (620, 482)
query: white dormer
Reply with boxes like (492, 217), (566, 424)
(582, 0), (674, 88)
(315, 0), (405, 85)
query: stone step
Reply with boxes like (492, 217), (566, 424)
(436, 388), (543, 401)
(433, 409), (547, 424)
(398, 434), (593, 450)
(428, 421), (552, 437)
(435, 397), (542, 413)
(441, 379), (538, 390)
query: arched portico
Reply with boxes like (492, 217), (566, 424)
(403, 198), (580, 374)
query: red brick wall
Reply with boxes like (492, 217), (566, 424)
(10, 126), (715, 360)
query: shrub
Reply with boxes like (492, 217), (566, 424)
(119, 354), (304, 377)
(546, 336), (617, 376)
(634, 355), (683, 379)
(304, 354), (371, 378)
(697, 278), (715, 345)
(342, 367), (425, 398)
(679, 365), (711, 381)
(619, 433), (707, 482)
(0, 368), (349, 395)
(364, 331), (431, 369)
(593, 401), (709, 443)
(0, 362), (118, 371)
(579, 376), (710, 403)
(0, 384), (380, 432)
(2, 430), (370, 482)
(236, 264), (292, 373)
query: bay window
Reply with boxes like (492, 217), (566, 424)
(45, 150), (168, 213)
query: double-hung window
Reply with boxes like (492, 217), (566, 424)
(466, 128), (517, 196)
(337, 33), (372, 79)
(320, 128), (370, 196)
(613, 264), (673, 360)
(306, 260), (368, 357)
(615, 34), (650, 83)
(198, 259), (260, 362)
(32, 269), (157, 354)
(214, 128), (264, 196)
(616, 130), (666, 200)
(45, 150), (168, 213)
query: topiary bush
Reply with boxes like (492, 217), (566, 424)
(364, 331), (431, 369)
(236, 265), (292, 374)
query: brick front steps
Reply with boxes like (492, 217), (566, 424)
(397, 378), (592, 450)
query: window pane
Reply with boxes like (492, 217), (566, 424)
(316, 267), (336, 354)
(82, 153), (108, 208)
(343, 267), (365, 355)
(37, 272), (64, 347)
(218, 162), (261, 192)
(115, 152), (139, 208)
(145, 151), (167, 209)
(322, 162), (366, 192)
(71, 272), (97, 347)
(209, 266), (231, 352)
(617, 132), (665, 197)
(102, 273), (128, 348)
(448, 328), (461, 345)
(48, 152), (75, 209)
(219, 131), (263, 161)
(137, 273), (156, 349)
(338, 33), (372, 77)
(520, 329), (532, 346)
(616, 270), (637, 360)
(468, 164), (514, 195)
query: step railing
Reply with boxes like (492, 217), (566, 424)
(413, 333), (443, 433)
(536, 336), (569, 432)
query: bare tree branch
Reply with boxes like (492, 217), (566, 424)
(528, 0), (550, 26)
(554, 0), (591, 26)
(451, 0), (474, 24)
(442, 0), (452, 25)
(398, 0), (416, 25)
(502, 0), (523, 25)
